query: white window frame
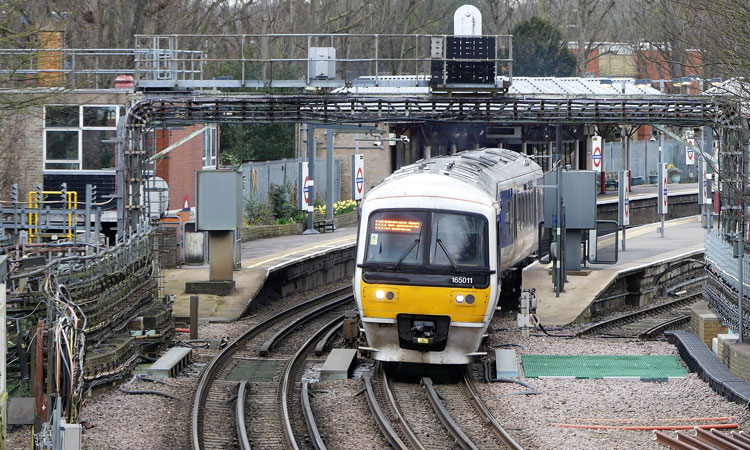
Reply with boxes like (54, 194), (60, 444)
(43, 104), (122, 172)
(202, 124), (217, 168)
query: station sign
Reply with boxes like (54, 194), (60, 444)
(298, 161), (312, 211)
(591, 136), (602, 173)
(619, 170), (630, 226)
(701, 160), (711, 205)
(686, 138), (695, 165)
(351, 154), (365, 200)
(659, 163), (668, 215)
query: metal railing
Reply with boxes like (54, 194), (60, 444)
(0, 47), (202, 89)
(134, 33), (513, 90)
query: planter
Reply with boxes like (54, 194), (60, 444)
(669, 173), (681, 184)
(649, 175), (658, 184)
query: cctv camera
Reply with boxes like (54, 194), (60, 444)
(401, 136), (410, 144)
(649, 136), (656, 142)
(373, 140), (382, 147)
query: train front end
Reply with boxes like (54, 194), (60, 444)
(353, 174), (498, 365)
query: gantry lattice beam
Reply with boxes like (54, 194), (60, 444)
(126, 95), (739, 129)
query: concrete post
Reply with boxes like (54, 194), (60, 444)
(190, 296), (199, 340)
(326, 129), (334, 221)
(304, 125), (319, 234)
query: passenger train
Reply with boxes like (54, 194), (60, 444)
(353, 148), (543, 365)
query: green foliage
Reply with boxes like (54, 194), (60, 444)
(244, 195), (275, 226)
(268, 183), (300, 222)
(510, 17), (576, 77)
(220, 122), (295, 162)
(316, 199), (357, 217)
(244, 184), (303, 226)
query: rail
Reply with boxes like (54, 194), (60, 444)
(421, 377), (477, 450)
(640, 315), (691, 339)
(362, 371), (409, 449)
(315, 323), (342, 356)
(462, 372), (523, 450)
(259, 294), (352, 356)
(191, 286), (351, 449)
(577, 291), (702, 337)
(301, 380), (327, 450)
(284, 314), (347, 450)
(236, 381), (251, 450)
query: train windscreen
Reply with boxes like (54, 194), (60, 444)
(365, 211), (426, 266)
(429, 212), (487, 268)
(364, 210), (487, 270)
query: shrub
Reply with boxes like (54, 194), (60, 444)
(268, 183), (300, 223)
(316, 199), (358, 217)
(244, 195), (274, 225)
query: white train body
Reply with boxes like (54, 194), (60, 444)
(354, 148), (543, 364)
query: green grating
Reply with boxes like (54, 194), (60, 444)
(521, 355), (687, 379)
(227, 358), (287, 382)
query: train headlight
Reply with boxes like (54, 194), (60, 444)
(465, 294), (475, 304)
(386, 291), (395, 300)
(375, 290), (386, 300)
(455, 294), (465, 303)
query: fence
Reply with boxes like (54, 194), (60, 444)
(705, 230), (749, 337)
(239, 158), (341, 205)
(603, 138), (703, 181)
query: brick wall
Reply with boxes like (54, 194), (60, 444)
(0, 107), (43, 199)
(0, 91), (128, 204)
(164, 125), (206, 210)
(690, 301), (728, 348)
(313, 125), (392, 201)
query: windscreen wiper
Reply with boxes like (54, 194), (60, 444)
(436, 238), (459, 272)
(393, 238), (420, 270)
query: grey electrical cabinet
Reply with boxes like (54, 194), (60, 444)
(308, 47), (336, 80)
(196, 170), (243, 231)
(543, 170), (597, 230)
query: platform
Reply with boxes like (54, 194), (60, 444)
(597, 181), (697, 205)
(166, 225), (357, 322)
(526, 215), (706, 326)
(165, 184), (700, 324)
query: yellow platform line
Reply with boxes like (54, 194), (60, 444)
(244, 234), (356, 269)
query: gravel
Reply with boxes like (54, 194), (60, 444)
(482, 313), (750, 450)
(310, 379), (387, 449)
(8, 280), (750, 449)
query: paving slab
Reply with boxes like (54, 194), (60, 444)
(525, 215), (705, 326)
(166, 225), (357, 322)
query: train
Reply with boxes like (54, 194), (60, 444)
(353, 148), (543, 365)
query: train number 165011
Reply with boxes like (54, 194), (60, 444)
(451, 276), (473, 284)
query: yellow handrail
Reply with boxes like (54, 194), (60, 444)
(27, 190), (78, 243)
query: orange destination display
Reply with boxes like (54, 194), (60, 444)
(373, 218), (422, 233)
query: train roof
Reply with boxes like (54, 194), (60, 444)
(380, 148), (542, 199)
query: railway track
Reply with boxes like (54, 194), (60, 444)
(364, 365), (521, 449)
(577, 290), (701, 338)
(191, 286), (354, 450)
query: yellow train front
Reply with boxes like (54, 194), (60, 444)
(354, 148), (542, 365)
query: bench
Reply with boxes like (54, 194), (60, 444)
(314, 219), (335, 233)
(604, 171), (618, 190)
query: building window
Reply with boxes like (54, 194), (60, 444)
(44, 105), (122, 171)
(202, 125), (217, 168)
